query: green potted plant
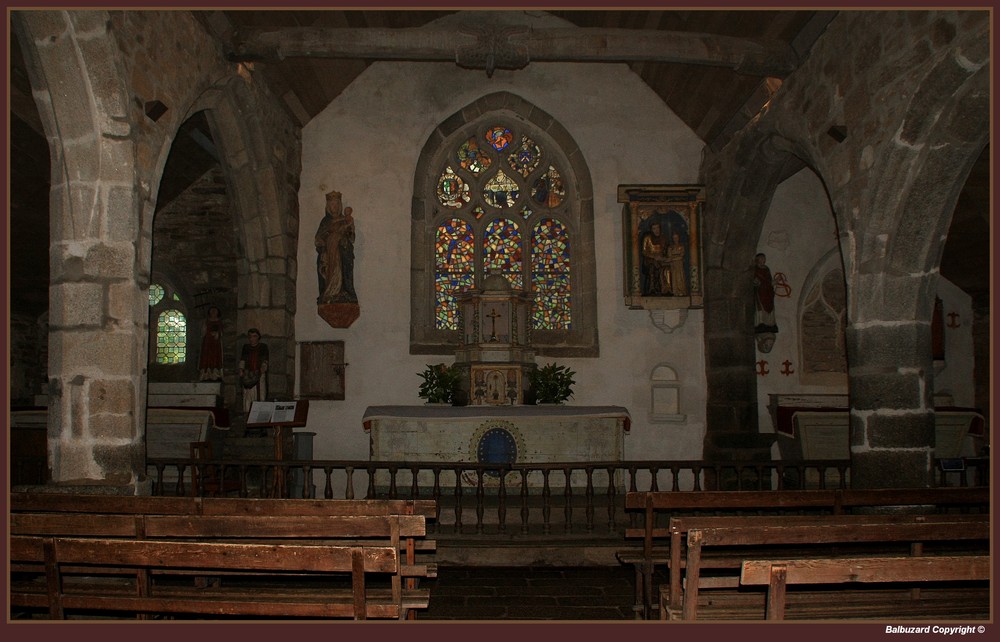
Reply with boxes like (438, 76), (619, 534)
(527, 362), (576, 404)
(417, 363), (462, 404)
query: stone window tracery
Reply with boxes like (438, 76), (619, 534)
(432, 122), (573, 332)
(412, 93), (598, 358)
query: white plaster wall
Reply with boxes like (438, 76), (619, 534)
(294, 11), (707, 463)
(755, 167), (976, 438)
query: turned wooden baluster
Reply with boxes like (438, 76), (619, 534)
(585, 467), (595, 531)
(520, 469), (530, 534)
(497, 467), (507, 533)
(563, 466), (573, 533)
(541, 469), (552, 534)
(475, 469), (485, 533)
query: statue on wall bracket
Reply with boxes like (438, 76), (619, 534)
(619, 184), (704, 310)
(315, 190), (360, 328)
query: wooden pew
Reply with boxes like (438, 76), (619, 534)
(11, 535), (399, 619)
(671, 516), (989, 621)
(741, 554), (991, 620)
(9, 494), (439, 580)
(10, 494), (439, 620)
(619, 486), (988, 618)
(661, 512), (989, 617)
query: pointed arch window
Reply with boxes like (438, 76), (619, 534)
(430, 124), (573, 332)
(156, 309), (187, 364)
(149, 281), (188, 365)
(412, 94), (597, 357)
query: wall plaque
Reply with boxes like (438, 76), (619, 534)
(299, 341), (346, 400)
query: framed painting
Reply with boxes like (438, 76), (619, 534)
(619, 184), (704, 310)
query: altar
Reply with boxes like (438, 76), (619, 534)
(362, 405), (630, 488)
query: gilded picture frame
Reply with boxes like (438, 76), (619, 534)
(619, 184), (704, 310)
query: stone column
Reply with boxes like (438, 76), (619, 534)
(15, 10), (148, 490)
(845, 278), (938, 489)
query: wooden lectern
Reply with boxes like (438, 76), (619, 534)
(246, 400), (310, 496)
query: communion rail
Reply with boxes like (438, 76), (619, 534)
(145, 458), (987, 536)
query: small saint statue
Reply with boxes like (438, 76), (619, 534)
(239, 328), (268, 415)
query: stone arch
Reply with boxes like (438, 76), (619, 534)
(700, 131), (824, 448)
(409, 91), (597, 357)
(13, 10), (148, 485)
(14, 10), (301, 488)
(837, 65), (989, 488)
(181, 78), (301, 405)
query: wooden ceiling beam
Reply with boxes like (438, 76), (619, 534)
(229, 26), (800, 77)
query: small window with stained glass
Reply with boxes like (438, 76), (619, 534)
(156, 309), (187, 364)
(149, 281), (187, 365)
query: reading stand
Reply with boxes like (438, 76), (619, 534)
(246, 400), (310, 496)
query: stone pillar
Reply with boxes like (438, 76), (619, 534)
(16, 10), (148, 491)
(845, 273), (938, 489)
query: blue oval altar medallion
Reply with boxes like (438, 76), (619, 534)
(477, 427), (518, 467)
(468, 420), (523, 483)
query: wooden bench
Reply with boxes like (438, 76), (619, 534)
(619, 486), (988, 618)
(668, 516), (989, 621)
(10, 493), (438, 580)
(11, 535), (400, 619)
(740, 554), (991, 620)
(10, 494), (439, 620)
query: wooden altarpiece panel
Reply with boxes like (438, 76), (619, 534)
(619, 184), (704, 310)
(299, 341), (346, 400)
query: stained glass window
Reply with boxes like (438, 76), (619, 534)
(483, 169), (519, 208)
(457, 137), (492, 175)
(507, 136), (542, 178)
(156, 309), (187, 364)
(485, 125), (513, 151)
(437, 166), (470, 209)
(530, 219), (571, 329)
(149, 284), (164, 306)
(483, 218), (523, 289)
(429, 120), (576, 335)
(435, 218), (475, 330)
(531, 166), (565, 208)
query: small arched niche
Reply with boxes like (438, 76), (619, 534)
(650, 364), (686, 422)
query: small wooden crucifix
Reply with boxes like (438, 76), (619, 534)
(486, 306), (501, 342)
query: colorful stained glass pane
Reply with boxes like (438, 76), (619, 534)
(531, 165), (565, 208)
(435, 272), (475, 330)
(156, 309), (187, 364)
(520, 205), (533, 220)
(435, 218), (475, 270)
(435, 218), (475, 330)
(472, 206), (486, 220)
(456, 137), (492, 175)
(149, 284), (164, 306)
(437, 166), (470, 209)
(483, 218), (524, 289)
(485, 125), (513, 151)
(531, 219), (571, 330)
(507, 136), (542, 178)
(483, 169), (519, 208)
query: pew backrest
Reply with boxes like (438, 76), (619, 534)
(740, 554), (991, 620)
(11, 535), (398, 620)
(679, 517), (989, 620)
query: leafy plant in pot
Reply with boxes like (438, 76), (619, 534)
(527, 362), (576, 404)
(418, 363), (462, 405)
